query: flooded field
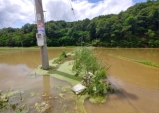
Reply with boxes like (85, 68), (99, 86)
(0, 47), (75, 113)
(0, 47), (159, 113)
(85, 48), (159, 113)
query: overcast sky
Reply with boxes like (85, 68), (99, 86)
(0, 0), (146, 29)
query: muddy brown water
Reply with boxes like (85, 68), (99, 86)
(0, 47), (74, 68)
(0, 47), (159, 113)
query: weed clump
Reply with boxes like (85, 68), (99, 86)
(72, 48), (114, 104)
(53, 51), (67, 64)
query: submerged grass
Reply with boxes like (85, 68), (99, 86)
(136, 60), (159, 68)
(89, 96), (106, 104)
(109, 54), (159, 68)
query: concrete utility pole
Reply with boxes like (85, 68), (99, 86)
(34, 0), (49, 70)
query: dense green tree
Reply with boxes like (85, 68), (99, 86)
(0, 1), (158, 47)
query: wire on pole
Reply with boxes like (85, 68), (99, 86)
(67, 0), (77, 21)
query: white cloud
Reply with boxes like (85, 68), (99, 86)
(0, 0), (34, 28)
(0, 0), (133, 29)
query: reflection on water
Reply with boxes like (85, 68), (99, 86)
(0, 64), (32, 90)
(43, 75), (51, 98)
(42, 74), (53, 113)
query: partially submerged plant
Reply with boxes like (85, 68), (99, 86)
(0, 90), (9, 110)
(35, 101), (50, 112)
(15, 105), (29, 113)
(87, 69), (113, 96)
(72, 48), (114, 103)
(0, 90), (29, 113)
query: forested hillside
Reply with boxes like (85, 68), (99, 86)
(0, 1), (158, 47)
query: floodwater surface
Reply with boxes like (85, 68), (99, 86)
(0, 47), (74, 68)
(0, 47), (159, 113)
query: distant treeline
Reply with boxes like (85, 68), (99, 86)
(0, 0), (158, 47)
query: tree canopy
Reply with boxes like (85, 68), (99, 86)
(0, 1), (158, 47)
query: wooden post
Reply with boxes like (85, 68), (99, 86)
(34, 0), (49, 70)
